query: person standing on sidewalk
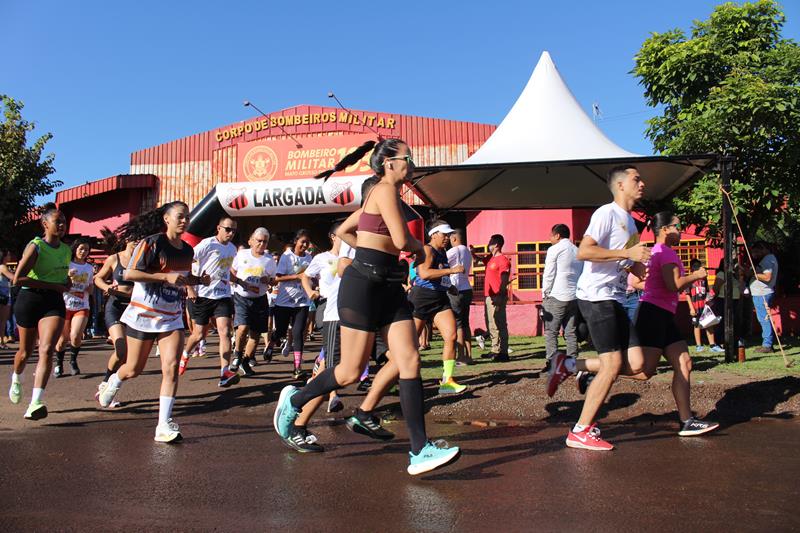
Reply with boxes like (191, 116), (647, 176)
(746, 241), (778, 353)
(474, 234), (511, 362)
(541, 224), (583, 368)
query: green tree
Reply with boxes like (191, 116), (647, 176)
(0, 95), (60, 252)
(633, 0), (800, 244)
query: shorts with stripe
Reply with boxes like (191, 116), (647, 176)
(322, 320), (341, 368)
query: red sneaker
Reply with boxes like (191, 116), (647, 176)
(547, 353), (574, 397)
(178, 353), (190, 376)
(566, 424), (614, 451)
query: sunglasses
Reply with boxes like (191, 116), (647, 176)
(666, 222), (682, 230)
(220, 226), (236, 233)
(384, 155), (415, 166)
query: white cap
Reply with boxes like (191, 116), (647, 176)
(428, 223), (455, 236)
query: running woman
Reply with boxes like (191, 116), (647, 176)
(54, 238), (94, 377)
(409, 220), (466, 394)
(179, 217), (239, 386)
(98, 201), (209, 443)
(0, 251), (14, 349)
(93, 228), (137, 405)
(9, 203), (71, 420)
(274, 139), (460, 475)
(632, 212), (719, 436)
(230, 227), (276, 376)
(266, 229), (313, 379)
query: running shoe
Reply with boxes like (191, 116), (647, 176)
(327, 395), (343, 413)
(565, 424), (613, 451)
(218, 369), (240, 388)
(492, 353), (510, 362)
(69, 359), (80, 376)
(576, 371), (595, 395)
(154, 419), (182, 443)
(198, 340), (207, 357)
(98, 383), (120, 408)
(54, 362), (64, 378)
(229, 357), (241, 373)
(695, 345), (706, 353)
(9, 381), (22, 404)
(283, 427), (324, 453)
(178, 352), (190, 376)
(438, 377), (467, 395)
(345, 409), (395, 441)
(407, 440), (460, 476)
(95, 382), (121, 408)
(356, 376), (372, 392)
(280, 339), (290, 357)
(273, 385), (300, 439)
(475, 335), (486, 350)
(262, 345), (273, 362)
(710, 345), (724, 353)
(293, 366), (307, 381)
(678, 417), (720, 437)
(239, 358), (255, 377)
(24, 401), (48, 420)
(547, 353), (574, 397)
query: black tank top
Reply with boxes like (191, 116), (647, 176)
(112, 253), (134, 302)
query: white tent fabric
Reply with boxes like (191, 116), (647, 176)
(412, 51), (715, 210)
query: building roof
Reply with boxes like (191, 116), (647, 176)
(56, 174), (156, 205)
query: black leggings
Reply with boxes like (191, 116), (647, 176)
(270, 305), (309, 353)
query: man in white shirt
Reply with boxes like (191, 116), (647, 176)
(542, 224), (583, 368)
(180, 217), (239, 387)
(446, 229), (474, 363)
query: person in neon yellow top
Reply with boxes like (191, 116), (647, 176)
(9, 203), (71, 420)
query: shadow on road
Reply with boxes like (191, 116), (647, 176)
(708, 376), (799, 425)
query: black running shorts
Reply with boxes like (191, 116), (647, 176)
(233, 294), (268, 333)
(409, 286), (452, 321)
(577, 298), (640, 354)
(447, 289), (473, 331)
(635, 301), (684, 350)
(14, 288), (66, 328)
(191, 296), (233, 325)
(104, 295), (129, 328)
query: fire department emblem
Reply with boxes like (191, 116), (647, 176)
(243, 145), (278, 182)
(329, 182), (354, 206)
(224, 187), (249, 210)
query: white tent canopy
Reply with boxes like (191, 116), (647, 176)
(412, 51), (714, 210)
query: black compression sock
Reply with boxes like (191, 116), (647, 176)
(103, 368), (114, 382)
(399, 378), (428, 455)
(69, 345), (81, 362)
(290, 367), (341, 409)
(55, 350), (65, 364)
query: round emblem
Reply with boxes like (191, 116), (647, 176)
(242, 145), (278, 182)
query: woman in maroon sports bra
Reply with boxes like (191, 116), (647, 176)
(273, 138), (461, 476)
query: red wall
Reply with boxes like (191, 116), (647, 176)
(60, 189), (145, 238)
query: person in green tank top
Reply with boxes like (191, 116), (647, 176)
(9, 203), (71, 421)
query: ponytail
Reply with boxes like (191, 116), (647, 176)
(314, 140), (376, 181)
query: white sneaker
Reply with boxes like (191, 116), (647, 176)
(281, 339), (290, 357)
(95, 382), (121, 408)
(507, 347), (514, 354)
(475, 335), (485, 350)
(9, 381), (22, 404)
(154, 418), (182, 443)
(98, 383), (120, 408)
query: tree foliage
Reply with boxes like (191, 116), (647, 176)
(0, 95), (60, 253)
(633, 0), (800, 244)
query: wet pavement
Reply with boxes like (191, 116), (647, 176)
(1, 341), (798, 531)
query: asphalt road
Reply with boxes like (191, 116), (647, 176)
(1, 340), (798, 532)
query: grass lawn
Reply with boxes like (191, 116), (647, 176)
(417, 335), (800, 383)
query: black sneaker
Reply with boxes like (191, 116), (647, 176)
(293, 367), (308, 381)
(283, 427), (324, 453)
(576, 371), (594, 395)
(262, 346), (273, 362)
(69, 359), (80, 376)
(678, 417), (720, 437)
(543, 359), (552, 373)
(240, 358), (255, 377)
(345, 409), (395, 441)
(492, 353), (510, 362)
(357, 377), (372, 392)
(229, 357), (241, 373)
(54, 362), (64, 378)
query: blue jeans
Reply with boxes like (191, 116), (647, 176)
(752, 293), (774, 347)
(622, 292), (640, 323)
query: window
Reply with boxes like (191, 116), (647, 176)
(516, 241), (551, 290)
(676, 239), (708, 272)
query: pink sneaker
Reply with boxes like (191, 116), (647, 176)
(178, 353), (190, 376)
(566, 424), (614, 451)
(547, 353), (574, 397)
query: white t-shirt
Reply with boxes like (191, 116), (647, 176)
(542, 238), (583, 301)
(305, 250), (341, 322)
(338, 241), (356, 261)
(232, 249), (277, 298)
(192, 236), (237, 300)
(575, 202), (640, 303)
(64, 261), (94, 311)
(275, 250), (312, 307)
(446, 244), (472, 292)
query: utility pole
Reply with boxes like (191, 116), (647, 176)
(720, 155), (737, 363)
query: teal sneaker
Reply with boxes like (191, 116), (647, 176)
(24, 401), (48, 420)
(273, 385), (300, 439)
(9, 381), (22, 404)
(407, 440), (460, 476)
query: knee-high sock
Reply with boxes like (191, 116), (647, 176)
(290, 367), (341, 409)
(55, 350), (65, 364)
(443, 359), (455, 381)
(399, 378), (427, 455)
(69, 345), (81, 362)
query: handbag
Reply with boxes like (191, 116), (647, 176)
(699, 305), (721, 329)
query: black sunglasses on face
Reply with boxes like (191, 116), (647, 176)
(220, 226), (236, 233)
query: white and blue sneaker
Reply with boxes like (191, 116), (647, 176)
(407, 440), (460, 476)
(710, 345), (724, 353)
(273, 385), (300, 439)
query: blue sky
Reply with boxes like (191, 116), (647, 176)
(3, 1), (799, 197)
